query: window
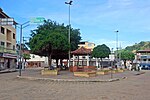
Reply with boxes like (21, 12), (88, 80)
(143, 59), (147, 61)
(13, 33), (15, 39)
(1, 42), (5, 46)
(13, 45), (15, 50)
(1, 27), (5, 34)
(88, 43), (93, 47)
(82, 56), (86, 59)
(148, 59), (150, 61)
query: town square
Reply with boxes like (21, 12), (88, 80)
(0, 0), (150, 100)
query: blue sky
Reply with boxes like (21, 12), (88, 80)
(0, 0), (150, 50)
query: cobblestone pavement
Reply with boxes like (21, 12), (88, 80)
(17, 68), (145, 81)
(0, 69), (150, 100)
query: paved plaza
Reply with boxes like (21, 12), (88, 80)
(0, 69), (150, 100)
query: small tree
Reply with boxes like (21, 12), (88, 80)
(92, 44), (111, 68)
(119, 50), (135, 68)
(23, 54), (31, 62)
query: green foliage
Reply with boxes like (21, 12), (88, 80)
(119, 50), (135, 60)
(23, 54), (31, 60)
(125, 41), (150, 51)
(28, 19), (81, 58)
(92, 44), (111, 58)
(70, 29), (81, 51)
(16, 43), (28, 50)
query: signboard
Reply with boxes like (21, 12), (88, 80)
(3, 53), (17, 59)
(0, 18), (14, 25)
(30, 17), (45, 23)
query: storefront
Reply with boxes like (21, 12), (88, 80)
(0, 53), (17, 70)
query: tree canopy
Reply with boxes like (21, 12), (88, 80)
(119, 50), (135, 60)
(92, 44), (111, 68)
(28, 19), (81, 66)
(92, 44), (111, 58)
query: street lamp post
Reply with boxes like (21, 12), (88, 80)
(18, 21), (30, 76)
(65, 0), (73, 68)
(115, 30), (119, 66)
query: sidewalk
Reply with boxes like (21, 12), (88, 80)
(0, 68), (17, 74)
(16, 68), (145, 82)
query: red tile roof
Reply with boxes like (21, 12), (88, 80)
(71, 46), (92, 55)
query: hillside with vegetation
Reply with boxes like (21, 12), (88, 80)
(125, 41), (150, 51)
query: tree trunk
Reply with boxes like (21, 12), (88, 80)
(124, 60), (127, 69)
(48, 53), (52, 67)
(98, 59), (100, 68)
(77, 55), (79, 67)
(47, 43), (52, 68)
(60, 59), (63, 66)
(101, 58), (103, 69)
(56, 59), (59, 68)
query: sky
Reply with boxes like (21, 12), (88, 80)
(0, 0), (150, 50)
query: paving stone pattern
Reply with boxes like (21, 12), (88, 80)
(0, 69), (149, 100)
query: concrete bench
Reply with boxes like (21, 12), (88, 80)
(74, 71), (96, 77)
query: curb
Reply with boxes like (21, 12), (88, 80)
(0, 70), (17, 74)
(16, 75), (125, 83)
(135, 71), (145, 76)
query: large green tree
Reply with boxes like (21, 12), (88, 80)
(29, 20), (81, 67)
(92, 44), (111, 68)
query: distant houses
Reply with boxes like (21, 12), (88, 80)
(135, 49), (150, 67)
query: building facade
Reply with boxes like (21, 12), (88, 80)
(71, 41), (113, 68)
(0, 8), (17, 70)
(136, 49), (150, 67)
(71, 42), (95, 66)
(78, 41), (95, 51)
(26, 54), (49, 68)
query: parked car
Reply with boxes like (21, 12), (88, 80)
(140, 64), (150, 70)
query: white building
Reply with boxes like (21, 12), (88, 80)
(136, 49), (150, 67)
(26, 54), (48, 68)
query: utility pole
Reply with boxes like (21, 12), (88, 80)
(115, 30), (119, 67)
(65, 0), (73, 67)
(18, 21), (30, 76)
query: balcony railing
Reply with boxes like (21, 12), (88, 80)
(0, 46), (16, 54)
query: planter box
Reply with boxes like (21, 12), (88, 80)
(111, 70), (117, 74)
(74, 71), (96, 77)
(84, 66), (96, 70)
(116, 69), (124, 72)
(69, 66), (78, 72)
(41, 69), (58, 75)
(96, 70), (110, 75)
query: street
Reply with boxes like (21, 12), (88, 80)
(0, 70), (150, 100)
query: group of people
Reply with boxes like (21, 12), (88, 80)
(114, 60), (141, 71)
(124, 60), (141, 71)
